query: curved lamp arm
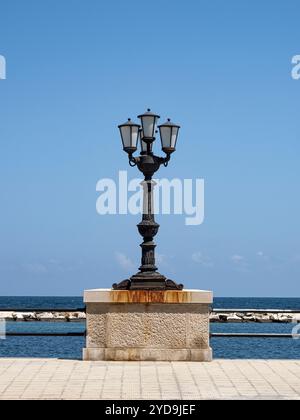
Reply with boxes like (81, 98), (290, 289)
(159, 153), (171, 168)
(128, 154), (138, 167)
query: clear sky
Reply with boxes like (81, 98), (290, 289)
(0, 0), (299, 297)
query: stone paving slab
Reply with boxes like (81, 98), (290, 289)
(0, 359), (300, 400)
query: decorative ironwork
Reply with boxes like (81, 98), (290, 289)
(113, 110), (184, 291)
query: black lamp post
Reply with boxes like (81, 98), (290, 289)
(113, 109), (184, 291)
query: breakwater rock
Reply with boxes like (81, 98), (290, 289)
(0, 312), (86, 322)
(0, 311), (299, 323)
(210, 312), (300, 323)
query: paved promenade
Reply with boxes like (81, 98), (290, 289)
(0, 359), (299, 400)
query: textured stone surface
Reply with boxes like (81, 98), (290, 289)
(187, 312), (209, 348)
(83, 348), (213, 362)
(84, 290), (212, 362)
(86, 306), (106, 348)
(86, 303), (210, 350)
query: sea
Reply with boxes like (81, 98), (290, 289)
(0, 297), (300, 360)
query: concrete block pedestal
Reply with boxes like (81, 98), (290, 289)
(83, 289), (213, 362)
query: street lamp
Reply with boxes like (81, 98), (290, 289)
(138, 109), (160, 142)
(118, 118), (140, 155)
(159, 119), (180, 155)
(113, 109), (183, 291)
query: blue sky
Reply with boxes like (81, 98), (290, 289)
(0, 0), (299, 296)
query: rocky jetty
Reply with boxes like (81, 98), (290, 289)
(0, 312), (86, 322)
(0, 311), (299, 323)
(210, 312), (300, 323)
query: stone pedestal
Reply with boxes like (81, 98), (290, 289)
(83, 289), (213, 362)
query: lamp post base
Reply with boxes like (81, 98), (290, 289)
(83, 288), (213, 362)
(112, 273), (184, 291)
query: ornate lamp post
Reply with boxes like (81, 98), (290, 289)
(113, 109), (184, 291)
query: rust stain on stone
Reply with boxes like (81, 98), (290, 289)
(109, 290), (191, 304)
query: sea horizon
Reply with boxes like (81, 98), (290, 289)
(1, 296), (300, 310)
